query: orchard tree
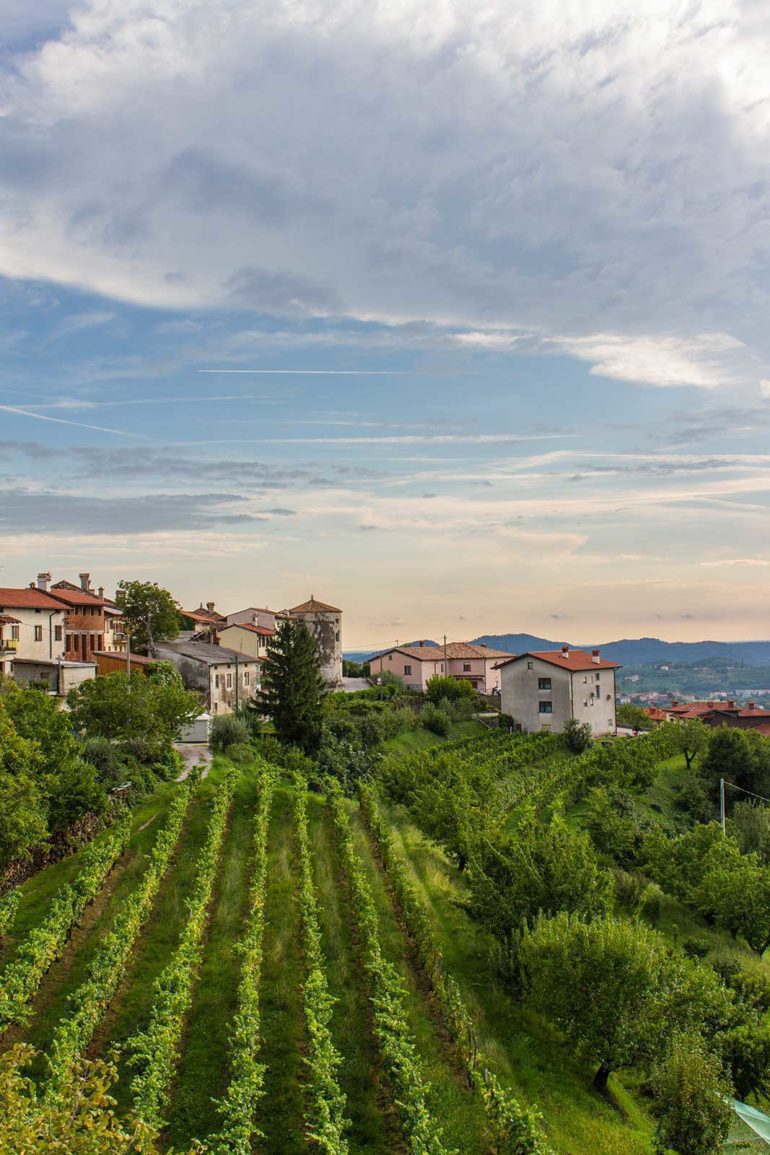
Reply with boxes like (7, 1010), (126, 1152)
(695, 838), (770, 956)
(700, 727), (770, 803)
(0, 702), (47, 867)
(257, 619), (326, 754)
(115, 580), (181, 654)
(468, 818), (613, 951)
(651, 1034), (732, 1155)
(68, 672), (198, 765)
(520, 913), (690, 1091)
(668, 718), (709, 772)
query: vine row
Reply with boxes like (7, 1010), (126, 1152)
(126, 772), (236, 1135)
(44, 786), (191, 1099)
(0, 815), (131, 1031)
(0, 889), (20, 938)
(293, 777), (350, 1154)
(358, 783), (553, 1155)
(212, 766), (275, 1154)
(330, 789), (454, 1155)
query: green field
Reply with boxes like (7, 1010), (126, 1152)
(2, 732), (766, 1153)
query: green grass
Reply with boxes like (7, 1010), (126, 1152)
(383, 718), (489, 755)
(347, 803), (489, 1155)
(308, 791), (402, 1154)
(163, 764), (261, 1148)
(1, 783), (189, 1074)
(379, 797), (656, 1155)
(258, 783), (306, 1154)
(87, 770), (229, 1110)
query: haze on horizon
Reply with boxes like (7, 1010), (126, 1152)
(1, 0), (770, 650)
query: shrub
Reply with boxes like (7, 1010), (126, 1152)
(637, 882), (664, 927)
(420, 703), (451, 737)
(563, 718), (592, 753)
(426, 675), (476, 704)
(209, 715), (251, 753)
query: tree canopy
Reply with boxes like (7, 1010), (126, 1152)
(115, 580), (181, 654)
(257, 619), (326, 754)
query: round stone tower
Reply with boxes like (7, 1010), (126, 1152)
(287, 596), (343, 686)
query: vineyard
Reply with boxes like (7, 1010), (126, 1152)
(2, 731), (767, 1153)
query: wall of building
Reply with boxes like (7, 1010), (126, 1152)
(209, 660), (259, 714)
(500, 657), (616, 735)
(446, 656), (501, 692)
(218, 625), (270, 660)
(0, 607), (67, 662)
(227, 607), (277, 631)
(292, 611), (343, 686)
(369, 652), (444, 692)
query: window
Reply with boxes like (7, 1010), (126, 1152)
(403, 664), (412, 675)
(11, 625), (19, 640)
(463, 663), (471, 672)
(34, 625), (43, 642)
(595, 672), (600, 682)
(226, 672), (232, 688)
(538, 701), (553, 714)
(527, 661), (534, 670)
(214, 673), (220, 689)
(54, 625), (63, 641)
(538, 677), (552, 690)
(244, 670), (250, 686)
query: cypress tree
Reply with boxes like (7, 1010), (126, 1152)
(258, 619), (326, 753)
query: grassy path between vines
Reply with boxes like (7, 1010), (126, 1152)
(259, 782), (306, 1155)
(379, 797), (655, 1155)
(309, 792), (402, 1155)
(346, 804), (488, 1155)
(89, 778), (221, 1113)
(163, 766), (260, 1149)
(1, 785), (185, 1078)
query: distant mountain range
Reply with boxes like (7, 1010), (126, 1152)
(345, 635), (770, 666)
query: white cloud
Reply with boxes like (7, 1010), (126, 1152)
(700, 557), (770, 568)
(1, 1), (769, 387)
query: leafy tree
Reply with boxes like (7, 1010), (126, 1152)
(0, 1042), (161, 1153)
(642, 823), (723, 905)
(585, 786), (647, 866)
(666, 718), (710, 772)
(1, 683), (105, 833)
(651, 1033), (732, 1155)
(520, 913), (694, 1090)
(0, 701), (47, 867)
(616, 704), (654, 731)
(700, 726), (770, 804)
(563, 718), (592, 753)
(721, 1021), (770, 1100)
(468, 818), (613, 953)
(257, 619), (326, 754)
(115, 580), (181, 654)
(426, 675), (475, 704)
(695, 838), (770, 955)
(732, 800), (770, 864)
(68, 673), (198, 766)
(209, 715), (251, 753)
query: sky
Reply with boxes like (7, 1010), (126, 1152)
(1, 1), (770, 649)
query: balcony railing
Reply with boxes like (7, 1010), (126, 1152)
(0, 637), (19, 653)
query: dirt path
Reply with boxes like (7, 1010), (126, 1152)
(175, 744), (212, 781)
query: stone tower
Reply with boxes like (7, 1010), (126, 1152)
(286, 596), (343, 686)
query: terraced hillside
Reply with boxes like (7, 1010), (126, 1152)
(2, 740), (718, 1154)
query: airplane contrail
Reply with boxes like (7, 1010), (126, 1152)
(0, 404), (152, 440)
(198, 369), (406, 374)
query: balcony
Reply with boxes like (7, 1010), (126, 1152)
(0, 636), (19, 654)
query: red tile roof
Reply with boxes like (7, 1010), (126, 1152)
(46, 589), (107, 608)
(288, 596), (341, 614)
(221, 622), (275, 637)
(497, 649), (621, 672)
(0, 614), (20, 625)
(643, 706), (668, 722)
(183, 609), (224, 624)
(376, 642), (513, 662)
(0, 588), (68, 610)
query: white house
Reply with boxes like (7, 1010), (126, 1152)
(154, 640), (260, 715)
(218, 621), (275, 661)
(0, 587), (68, 664)
(496, 647), (621, 735)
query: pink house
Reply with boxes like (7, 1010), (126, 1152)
(368, 641), (514, 694)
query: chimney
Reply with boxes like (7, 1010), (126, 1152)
(418, 639), (424, 647)
(727, 700), (736, 709)
(592, 648), (601, 664)
(672, 699), (679, 707)
(37, 572), (51, 592)
(748, 701), (756, 711)
(79, 572), (91, 592)
(206, 601), (215, 613)
(98, 586), (104, 599)
(561, 645), (570, 658)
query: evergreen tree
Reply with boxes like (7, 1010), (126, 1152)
(258, 619), (326, 754)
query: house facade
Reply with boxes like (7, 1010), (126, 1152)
(226, 606), (278, 631)
(44, 574), (110, 662)
(0, 587), (67, 664)
(218, 622), (275, 661)
(368, 641), (513, 694)
(0, 614), (20, 679)
(155, 640), (260, 714)
(497, 647), (621, 735)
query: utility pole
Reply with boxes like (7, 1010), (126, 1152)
(444, 634), (448, 675)
(235, 651), (240, 712)
(720, 777), (726, 835)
